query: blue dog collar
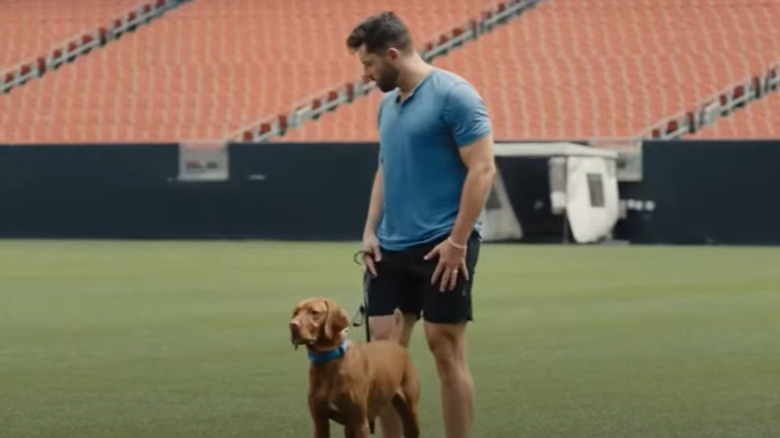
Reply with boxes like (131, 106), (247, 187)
(308, 340), (349, 364)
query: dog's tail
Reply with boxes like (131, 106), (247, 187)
(388, 308), (406, 344)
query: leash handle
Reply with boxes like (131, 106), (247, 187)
(362, 270), (372, 344)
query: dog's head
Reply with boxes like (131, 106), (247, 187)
(289, 298), (350, 351)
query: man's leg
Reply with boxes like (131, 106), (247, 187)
(369, 311), (418, 347)
(418, 232), (481, 438)
(424, 321), (473, 438)
(364, 256), (420, 438)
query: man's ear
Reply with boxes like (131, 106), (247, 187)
(386, 47), (400, 61)
(323, 299), (350, 341)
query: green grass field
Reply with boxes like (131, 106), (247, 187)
(1, 240), (779, 438)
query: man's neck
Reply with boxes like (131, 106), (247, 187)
(397, 58), (433, 97)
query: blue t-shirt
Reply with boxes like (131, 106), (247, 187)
(376, 68), (492, 251)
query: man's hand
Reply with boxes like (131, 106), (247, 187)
(362, 232), (382, 277)
(424, 238), (469, 292)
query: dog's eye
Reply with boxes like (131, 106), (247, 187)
(309, 309), (320, 316)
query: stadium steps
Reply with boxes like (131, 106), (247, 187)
(642, 60), (780, 140)
(0, 0), (192, 95)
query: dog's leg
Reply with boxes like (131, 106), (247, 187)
(342, 405), (370, 438)
(391, 364), (421, 438)
(353, 422), (371, 438)
(343, 420), (371, 438)
(313, 417), (330, 438)
(391, 394), (419, 438)
(327, 407), (347, 426)
(309, 398), (331, 438)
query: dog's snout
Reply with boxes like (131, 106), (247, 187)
(289, 320), (301, 335)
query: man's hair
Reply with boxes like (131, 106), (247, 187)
(346, 12), (414, 55)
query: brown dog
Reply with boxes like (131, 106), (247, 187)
(289, 297), (420, 438)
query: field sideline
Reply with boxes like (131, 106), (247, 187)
(1, 240), (779, 438)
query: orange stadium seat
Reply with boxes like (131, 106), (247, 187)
(0, 0), (778, 144)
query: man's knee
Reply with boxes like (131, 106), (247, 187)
(425, 321), (468, 376)
(369, 313), (417, 347)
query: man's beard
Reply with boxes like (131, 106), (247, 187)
(375, 65), (400, 92)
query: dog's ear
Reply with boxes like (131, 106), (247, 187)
(323, 299), (350, 342)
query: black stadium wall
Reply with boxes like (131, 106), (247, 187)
(617, 140), (780, 245)
(0, 143), (378, 240)
(0, 140), (778, 245)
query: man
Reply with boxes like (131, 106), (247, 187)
(346, 11), (497, 438)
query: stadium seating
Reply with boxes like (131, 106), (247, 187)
(0, 0), (498, 144)
(0, 0), (190, 96)
(0, 0), (142, 70)
(0, 0), (778, 144)
(279, 0), (780, 142)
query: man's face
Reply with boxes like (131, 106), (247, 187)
(358, 45), (400, 93)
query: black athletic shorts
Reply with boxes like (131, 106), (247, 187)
(364, 230), (481, 324)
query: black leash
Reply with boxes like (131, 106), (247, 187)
(352, 249), (376, 345)
(353, 250), (375, 434)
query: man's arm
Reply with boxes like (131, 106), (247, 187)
(363, 165), (383, 237)
(449, 134), (496, 246)
(442, 82), (496, 247)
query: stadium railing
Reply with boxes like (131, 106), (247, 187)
(0, 0), (191, 95)
(641, 60), (780, 140)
